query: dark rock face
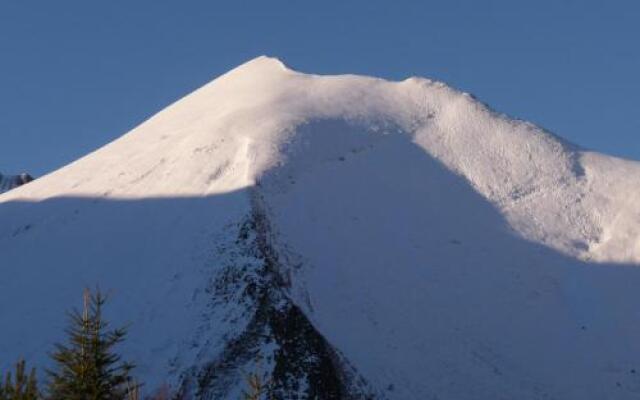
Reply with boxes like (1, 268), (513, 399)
(0, 172), (34, 194)
(176, 196), (379, 400)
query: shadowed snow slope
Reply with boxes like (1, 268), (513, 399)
(2, 56), (640, 399)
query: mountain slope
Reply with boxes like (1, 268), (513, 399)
(1, 56), (640, 399)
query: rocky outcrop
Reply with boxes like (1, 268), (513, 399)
(176, 197), (379, 399)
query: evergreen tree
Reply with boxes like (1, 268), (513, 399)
(0, 359), (40, 400)
(47, 289), (135, 400)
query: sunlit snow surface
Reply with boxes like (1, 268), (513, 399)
(2, 57), (640, 399)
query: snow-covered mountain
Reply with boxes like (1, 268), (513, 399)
(0, 172), (33, 194)
(2, 56), (640, 399)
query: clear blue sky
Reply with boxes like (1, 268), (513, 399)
(1, 0), (639, 176)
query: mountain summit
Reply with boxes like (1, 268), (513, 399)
(1, 56), (640, 399)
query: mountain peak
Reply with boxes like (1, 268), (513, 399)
(242, 55), (290, 71)
(218, 55), (294, 82)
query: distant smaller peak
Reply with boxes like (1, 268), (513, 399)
(18, 173), (34, 183)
